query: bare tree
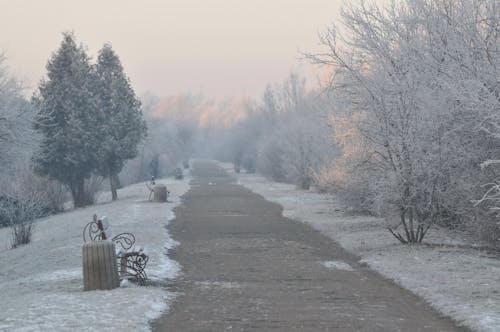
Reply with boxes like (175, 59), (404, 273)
(307, 0), (499, 243)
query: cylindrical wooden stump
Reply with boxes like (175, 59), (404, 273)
(153, 184), (167, 202)
(82, 240), (120, 291)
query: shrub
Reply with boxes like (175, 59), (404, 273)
(0, 192), (45, 248)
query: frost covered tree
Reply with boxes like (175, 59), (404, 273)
(0, 53), (35, 234)
(308, 0), (499, 243)
(0, 53), (32, 173)
(228, 87), (278, 174)
(227, 73), (336, 189)
(0, 53), (18, 145)
(118, 92), (207, 185)
(258, 112), (331, 189)
(33, 33), (100, 208)
(94, 44), (147, 200)
(0, 53), (67, 238)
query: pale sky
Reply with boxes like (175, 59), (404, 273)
(0, 1), (354, 98)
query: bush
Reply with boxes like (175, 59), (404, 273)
(0, 171), (68, 228)
(0, 196), (17, 228)
(20, 173), (67, 214)
(82, 175), (105, 206)
(0, 191), (45, 248)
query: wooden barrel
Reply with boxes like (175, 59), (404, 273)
(82, 240), (120, 291)
(153, 184), (167, 202)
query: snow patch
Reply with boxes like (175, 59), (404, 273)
(321, 260), (354, 271)
(195, 281), (242, 289)
(0, 176), (191, 331)
(230, 167), (500, 332)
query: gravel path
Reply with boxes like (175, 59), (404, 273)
(152, 161), (467, 332)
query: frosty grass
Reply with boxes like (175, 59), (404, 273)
(0, 177), (190, 332)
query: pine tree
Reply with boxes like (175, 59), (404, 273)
(32, 33), (99, 207)
(94, 44), (147, 200)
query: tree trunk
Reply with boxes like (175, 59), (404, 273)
(408, 206), (415, 242)
(77, 178), (86, 207)
(297, 176), (311, 190)
(69, 185), (77, 207)
(110, 173), (118, 201)
(70, 178), (87, 208)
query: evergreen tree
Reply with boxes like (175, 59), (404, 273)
(94, 44), (147, 200)
(32, 33), (99, 207)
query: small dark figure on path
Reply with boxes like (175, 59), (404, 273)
(147, 176), (156, 201)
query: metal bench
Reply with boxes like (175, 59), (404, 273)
(83, 215), (148, 285)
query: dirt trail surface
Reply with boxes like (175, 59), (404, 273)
(152, 161), (468, 332)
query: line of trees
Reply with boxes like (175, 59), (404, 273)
(119, 92), (202, 186)
(218, 73), (336, 190)
(308, 0), (499, 244)
(33, 33), (147, 207)
(223, 0), (499, 246)
(0, 33), (190, 248)
(0, 53), (64, 248)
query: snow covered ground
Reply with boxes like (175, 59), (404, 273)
(0, 176), (190, 332)
(218, 163), (500, 332)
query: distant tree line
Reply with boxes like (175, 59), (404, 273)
(120, 93), (199, 185)
(218, 73), (335, 190)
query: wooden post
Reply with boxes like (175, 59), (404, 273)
(82, 240), (120, 291)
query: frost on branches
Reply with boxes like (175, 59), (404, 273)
(32, 33), (100, 207)
(228, 73), (336, 190)
(94, 44), (147, 201)
(32, 33), (147, 207)
(307, 0), (499, 243)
